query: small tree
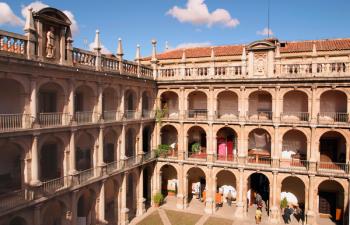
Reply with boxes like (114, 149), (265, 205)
(155, 107), (168, 125)
(280, 197), (288, 209)
(191, 143), (201, 153)
(153, 192), (164, 207)
(154, 144), (170, 157)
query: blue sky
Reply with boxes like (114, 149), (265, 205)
(1, 0), (350, 59)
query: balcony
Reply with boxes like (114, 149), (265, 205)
(75, 111), (97, 124)
(124, 110), (138, 120)
(279, 159), (309, 171)
(0, 114), (32, 131)
(215, 154), (237, 164)
(38, 113), (71, 127)
(102, 110), (121, 122)
(318, 112), (349, 124)
(247, 111), (272, 121)
(246, 156), (272, 166)
(317, 161), (349, 174)
(186, 110), (208, 120)
(280, 112), (309, 123)
(142, 110), (155, 119)
(187, 152), (207, 160)
(216, 110), (239, 121)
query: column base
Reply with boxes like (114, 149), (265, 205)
(234, 201), (245, 218)
(29, 180), (42, 186)
(204, 198), (214, 214)
(306, 210), (316, 225)
(137, 198), (146, 216)
(176, 194), (185, 209)
(269, 206), (280, 224)
(119, 208), (129, 225)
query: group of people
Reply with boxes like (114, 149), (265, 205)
(255, 193), (263, 224)
(283, 205), (304, 224)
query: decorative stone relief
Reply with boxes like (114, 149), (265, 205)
(254, 52), (267, 76)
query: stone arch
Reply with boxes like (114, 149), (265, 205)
(281, 176), (306, 209)
(187, 126), (207, 159)
(319, 90), (347, 113)
(0, 78), (26, 114)
(248, 90), (272, 119)
(248, 128), (272, 161)
(160, 91), (179, 118)
(39, 135), (65, 181)
(186, 167), (206, 202)
(76, 188), (97, 225)
(215, 170), (237, 201)
(142, 125), (153, 153)
(41, 199), (68, 225)
(160, 125), (178, 157)
(281, 129), (308, 160)
(0, 141), (25, 193)
(126, 171), (138, 220)
(216, 90), (239, 119)
(160, 164), (178, 197)
(317, 179), (345, 222)
(104, 178), (120, 224)
(282, 90), (309, 121)
(104, 129), (118, 163)
(75, 84), (96, 112)
(125, 127), (136, 157)
(318, 131), (346, 164)
(247, 172), (270, 208)
(187, 90), (208, 118)
(76, 131), (95, 171)
(102, 87), (118, 112)
(216, 127), (238, 160)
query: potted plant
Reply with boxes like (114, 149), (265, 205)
(280, 197), (288, 209)
(191, 143), (201, 154)
(167, 189), (176, 196)
(153, 192), (164, 207)
(154, 144), (170, 158)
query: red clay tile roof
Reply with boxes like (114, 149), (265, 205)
(142, 38), (350, 60)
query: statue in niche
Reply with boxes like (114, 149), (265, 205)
(46, 27), (55, 58)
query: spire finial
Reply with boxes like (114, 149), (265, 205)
(151, 39), (158, 62)
(135, 44), (141, 61)
(312, 42), (317, 56)
(181, 49), (186, 62)
(117, 38), (123, 56)
(211, 47), (215, 60)
(241, 46), (247, 60)
(24, 7), (35, 32)
(93, 29), (101, 51)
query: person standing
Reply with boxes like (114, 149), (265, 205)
(255, 208), (262, 224)
(227, 190), (233, 206)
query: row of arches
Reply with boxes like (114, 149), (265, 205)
(160, 89), (348, 121)
(0, 78), (154, 119)
(160, 125), (347, 165)
(160, 165), (347, 224)
(4, 164), (154, 225)
(0, 125), (153, 194)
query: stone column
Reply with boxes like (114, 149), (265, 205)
(306, 175), (316, 225)
(98, 126), (105, 169)
(308, 126), (317, 172)
(178, 122), (185, 160)
(205, 166), (214, 214)
(30, 134), (40, 185)
(248, 51), (254, 77)
(238, 124), (247, 165)
(30, 78), (37, 123)
(59, 28), (66, 65)
(273, 86), (281, 122)
(120, 173), (129, 225)
(239, 86), (246, 119)
(234, 168), (245, 217)
(179, 87), (185, 120)
(98, 180), (106, 224)
(69, 129), (77, 174)
(207, 123), (214, 162)
(120, 124), (126, 159)
(208, 86), (215, 120)
(310, 85), (318, 123)
(34, 204), (41, 225)
(137, 168), (145, 216)
(97, 84), (103, 121)
(176, 163), (185, 209)
(269, 171), (280, 223)
(138, 88), (143, 118)
(272, 125), (280, 168)
(138, 123), (144, 156)
(68, 81), (75, 120)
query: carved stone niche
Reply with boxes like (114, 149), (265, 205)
(33, 7), (72, 63)
(247, 38), (277, 77)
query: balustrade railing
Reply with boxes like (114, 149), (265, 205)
(247, 111), (273, 121)
(75, 111), (96, 124)
(247, 156), (272, 166)
(106, 161), (123, 174)
(38, 112), (71, 127)
(140, 66), (153, 78)
(123, 61), (138, 75)
(280, 112), (309, 122)
(102, 56), (119, 71)
(103, 110), (120, 122)
(318, 112), (349, 123)
(316, 63), (348, 75)
(41, 176), (70, 195)
(215, 154), (237, 162)
(187, 109), (208, 119)
(0, 114), (31, 131)
(317, 161), (348, 173)
(281, 64), (312, 75)
(163, 110), (179, 119)
(0, 31), (26, 56)
(72, 48), (96, 68)
(0, 189), (30, 211)
(76, 168), (95, 184)
(216, 110), (239, 120)
(142, 110), (155, 119)
(280, 159), (309, 170)
(124, 110), (138, 119)
(188, 152), (207, 160)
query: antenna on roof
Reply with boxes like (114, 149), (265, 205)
(267, 0), (270, 38)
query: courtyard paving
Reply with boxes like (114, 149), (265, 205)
(130, 196), (338, 225)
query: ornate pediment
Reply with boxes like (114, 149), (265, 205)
(34, 7), (72, 26)
(247, 39), (278, 51)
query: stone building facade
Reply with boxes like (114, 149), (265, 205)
(0, 6), (349, 225)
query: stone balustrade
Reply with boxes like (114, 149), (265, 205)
(72, 48), (97, 68)
(0, 30), (26, 56)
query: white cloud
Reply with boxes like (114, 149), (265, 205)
(167, 0), (239, 28)
(175, 41), (211, 49)
(88, 41), (111, 55)
(0, 2), (25, 26)
(257, 27), (273, 36)
(21, 1), (79, 35)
